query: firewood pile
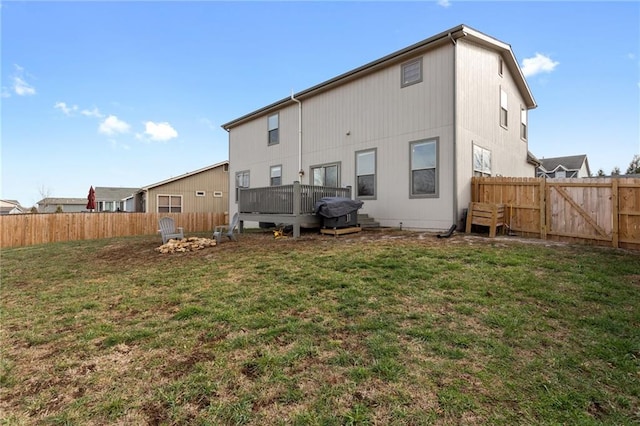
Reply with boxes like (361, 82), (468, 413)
(156, 237), (217, 253)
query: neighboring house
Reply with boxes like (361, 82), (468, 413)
(0, 199), (26, 215)
(537, 155), (591, 178)
(132, 161), (229, 214)
(94, 187), (140, 212)
(221, 24), (537, 230)
(37, 198), (86, 213)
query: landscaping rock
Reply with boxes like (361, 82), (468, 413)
(156, 237), (217, 253)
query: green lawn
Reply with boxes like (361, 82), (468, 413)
(1, 230), (639, 425)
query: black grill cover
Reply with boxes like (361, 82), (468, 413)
(314, 197), (363, 218)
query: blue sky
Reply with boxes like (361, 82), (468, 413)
(2, 1), (639, 207)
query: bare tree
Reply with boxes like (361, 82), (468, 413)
(37, 185), (53, 213)
(626, 154), (640, 174)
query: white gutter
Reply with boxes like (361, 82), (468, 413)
(291, 91), (303, 180)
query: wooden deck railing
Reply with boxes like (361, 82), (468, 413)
(238, 182), (351, 215)
(237, 182), (352, 237)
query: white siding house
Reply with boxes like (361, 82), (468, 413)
(222, 24), (537, 231)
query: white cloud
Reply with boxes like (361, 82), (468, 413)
(81, 107), (104, 118)
(99, 115), (131, 135)
(437, 0), (451, 7)
(11, 64), (36, 96)
(521, 53), (559, 78)
(13, 76), (36, 96)
(54, 101), (78, 116)
(142, 121), (178, 141)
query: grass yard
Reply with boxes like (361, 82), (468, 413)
(1, 229), (639, 425)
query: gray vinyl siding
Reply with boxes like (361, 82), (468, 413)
(454, 39), (535, 220)
(226, 27), (535, 231)
(146, 166), (229, 214)
(229, 45), (456, 230)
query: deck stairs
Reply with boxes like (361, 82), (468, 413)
(358, 213), (380, 229)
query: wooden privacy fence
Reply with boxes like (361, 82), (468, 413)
(0, 212), (226, 249)
(470, 177), (640, 250)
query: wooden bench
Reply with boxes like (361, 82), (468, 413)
(465, 202), (505, 238)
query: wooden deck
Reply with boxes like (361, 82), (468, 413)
(238, 182), (352, 238)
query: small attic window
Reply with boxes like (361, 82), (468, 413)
(498, 58), (504, 76)
(401, 57), (423, 87)
(213, 191), (223, 198)
(195, 191), (206, 197)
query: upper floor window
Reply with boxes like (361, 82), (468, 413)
(158, 195), (182, 213)
(401, 57), (423, 87)
(356, 149), (376, 199)
(410, 138), (438, 197)
(473, 144), (492, 177)
(270, 165), (282, 186)
(235, 170), (250, 203)
(268, 113), (279, 145)
(500, 88), (508, 128)
(498, 58), (504, 77)
(520, 107), (528, 140)
(311, 163), (339, 187)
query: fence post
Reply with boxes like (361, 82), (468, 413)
(540, 178), (547, 240)
(612, 179), (619, 248)
(292, 181), (301, 238)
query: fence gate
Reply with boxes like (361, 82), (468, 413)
(545, 180), (616, 246)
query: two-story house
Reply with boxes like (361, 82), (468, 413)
(222, 24), (537, 231)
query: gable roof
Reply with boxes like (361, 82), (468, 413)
(222, 24), (536, 130)
(538, 155), (590, 173)
(37, 198), (86, 205)
(94, 187), (141, 201)
(141, 161), (229, 191)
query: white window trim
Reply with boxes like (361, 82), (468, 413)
(195, 191), (206, 197)
(157, 194), (183, 213)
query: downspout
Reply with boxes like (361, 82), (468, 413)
(291, 91), (303, 180)
(449, 32), (459, 230)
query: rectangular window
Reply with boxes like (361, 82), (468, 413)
(356, 149), (376, 198)
(213, 191), (223, 198)
(270, 165), (282, 186)
(520, 107), (528, 140)
(195, 191), (206, 197)
(235, 170), (250, 203)
(498, 58), (504, 76)
(473, 144), (492, 177)
(268, 113), (279, 145)
(500, 88), (508, 128)
(401, 57), (422, 87)
(158, 195), (182, 213)
(410, 139), (438, 197)
(311, 163), (339, 187)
